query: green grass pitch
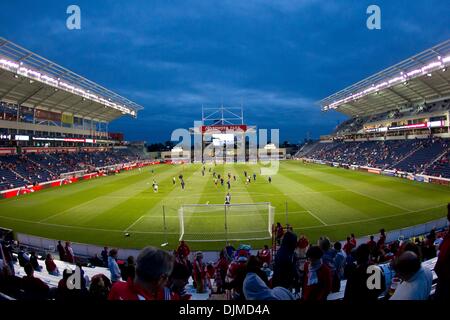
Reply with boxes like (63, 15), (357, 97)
(0, 160), (448, 251)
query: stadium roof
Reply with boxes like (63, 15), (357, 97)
(319, 40), (450, 117)
(0, 37), (143, 122)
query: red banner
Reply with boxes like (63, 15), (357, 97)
(200, 125), (247, 133)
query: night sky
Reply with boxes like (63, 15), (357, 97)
(1, 0), (449, 143)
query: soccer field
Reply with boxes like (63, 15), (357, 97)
(0, 161), (449, 251)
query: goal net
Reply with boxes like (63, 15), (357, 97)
(178, 202), (274, 242)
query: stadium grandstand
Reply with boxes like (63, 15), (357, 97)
(1, 36), (449, 304)
(0, 37), (151, 193)
(297, 40), (450, 181)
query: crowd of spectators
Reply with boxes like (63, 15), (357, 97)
(0, 149), (142, 190)
(1, 205), (450, 301)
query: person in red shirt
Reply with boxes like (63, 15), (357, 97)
(435, 204), (450, 301)
(350, 233), (357, 247)
(45, 253), (59, 276)
(302, 245), (332, 301)
(343, 236), (355, 255)
(108, 246), (175, 300)
(214, 250), (230, 294)
(296, 234), (309, 257)
(21, 263), (49, 300)
(258, 245), (271, 265)
(192, 251), (207, 293)
(176, 240), (190, 259)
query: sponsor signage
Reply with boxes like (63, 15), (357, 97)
(200, 124), (247, 133)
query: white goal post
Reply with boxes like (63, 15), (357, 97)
(178, 202), (275, 242)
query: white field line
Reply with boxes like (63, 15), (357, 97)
(38, 196), (104, 223)
(349, 189), (412, 212)
(305, 210), (328, 226)
(124, 215), (148, 232)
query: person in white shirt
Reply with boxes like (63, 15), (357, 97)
(108, 249), (122, 283)
(390, 251), (432, 300)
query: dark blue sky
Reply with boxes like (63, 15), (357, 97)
(1, 0), (449, 143)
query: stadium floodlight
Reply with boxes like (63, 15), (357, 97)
(0, 56), (137, 116)
(325, 54), (450, 110)
(178, 202), (275, 242)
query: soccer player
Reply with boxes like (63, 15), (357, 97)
(181, 179), (185, 190)
(173, 177), (176, 185)
(225, 192), (231, 205)
(153, 181), (158, 192)
(227, 180), (231, 190)
(268, 176), (272, 183)
(233, 175), (236, 181)
(253, 173), (256, 181)
(214, 178), (218, 187)
(220, 178), (224, 186)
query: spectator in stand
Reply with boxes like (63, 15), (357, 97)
(272, 230), (298, 290)
(167, 261), (191, 300)
(65, 241), (75, 264)
(206, 262), (215, 291)
(214, 250), (229, 294)
(390, 251), (432, 300)
(257, 245), (271, 265)
(367, 235), (377, 259)
(302, 245), (332, 301)
(350, 233), (357, 247)
(56, 268), (88, 301)
(17, 246), (30, 267)
(122, 256), (136, 281)
(176, 240), (191, 259)
(296, 234), (309, 257)
(21, 263), (49, 300)
(45, 253), (59, 276)
(57, 240), (66, 262)
(243, 256), (295, 301)
(343, 236), (355, 256)
(192, 251), (207, 294)
(319, 238), (337, 292)
(108, 249), (121, 283)
(275, 222), (284, 245)
(434, 203), (450, 301)
(225, 249), (250, 300)
(225, 242), (235, 262)
(108, 246), (175, 300)
(101, 247), (109, 267)
(344, 244), (385, 301)
(377, 228), (387, 249)
(89, 274), (112, 301)
(333, 241), (346, 291)
(29, 251), (42, 272)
